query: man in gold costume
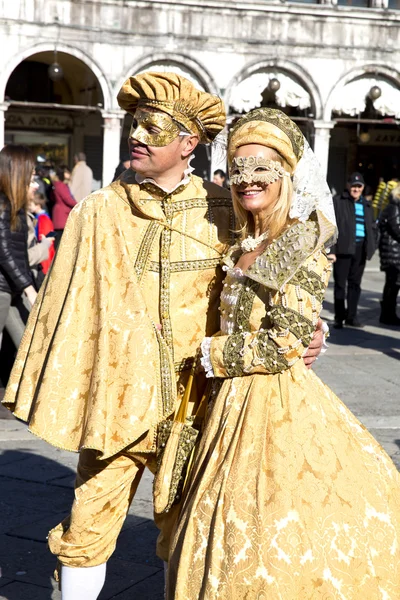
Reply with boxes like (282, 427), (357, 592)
(2, 72), (323, 599)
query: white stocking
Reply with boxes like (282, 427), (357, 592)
(61, 563), (107, 600)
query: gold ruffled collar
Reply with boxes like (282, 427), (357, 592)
(222, 218), (319, 291)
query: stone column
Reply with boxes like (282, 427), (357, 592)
(313, 120), (335, 179)
(101, 110), (125, 186)
(370, 0), (387, 7)
(0, 103), (9, 150)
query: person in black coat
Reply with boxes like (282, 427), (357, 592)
(0, 145), (38, 352)
(328, 172), (376, 328)
(378, 185), (400, 326)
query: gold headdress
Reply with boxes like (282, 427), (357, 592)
(228, 108), (304, 172)
(117, 72), (226, 143)
(228, 108), (337, 248)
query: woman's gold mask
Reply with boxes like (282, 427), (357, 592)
(229, 155), (290, 186)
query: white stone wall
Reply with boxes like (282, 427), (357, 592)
(1, 0), (400, 182)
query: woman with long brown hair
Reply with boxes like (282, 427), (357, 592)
(0, 144), (38, 349)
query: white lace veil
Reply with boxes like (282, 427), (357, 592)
(290, 138), (337, 249)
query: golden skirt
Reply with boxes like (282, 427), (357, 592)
(168, 361), (400, 599)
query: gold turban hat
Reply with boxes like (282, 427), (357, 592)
(228, 108), (304, 173)
(117, 71), (226, 143)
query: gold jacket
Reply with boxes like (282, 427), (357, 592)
(3, 171), (233, 459)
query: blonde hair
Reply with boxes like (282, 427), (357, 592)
(231, 150), (295, 243)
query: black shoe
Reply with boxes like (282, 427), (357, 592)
(379, 315), (400, 326)
(333, 320), (343, 329)
(345, 318), (364, 328)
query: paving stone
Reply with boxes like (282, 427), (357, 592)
(109, 569), (164, 599)
(115, 520), (163, 569)
(369, 428), (400, 469)
(0, 449), (33, 467)
(6, 512), (67, 543)
(0, 477), (73, 513)
(47, 474), (75, 489)
(0, 580), (54, 600)
(0, 452), (74, 484)
(0, 535), (57, 589)
(97, 558), (160, 600)
(0, 403), (15, 420)
(0, 578), (13, 590)
(0, 502), (52, 537)
(127, 498), (154, 521)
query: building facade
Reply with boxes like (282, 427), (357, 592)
(1, 0), (400, 192)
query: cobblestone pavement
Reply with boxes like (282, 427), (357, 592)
(0, 256), (399, 599)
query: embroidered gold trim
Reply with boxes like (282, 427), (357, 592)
(271, 305), (315, 342)
(245, 221), (319, 291)
(154, 325), (176, 418)
(134, 221), (160, 284)
(159, 200), (174, 358)
(149, 258), (222, 273)
(172, 197), (233, 212)
(290, 266), (326, 305)
(234, 278), (259, 332)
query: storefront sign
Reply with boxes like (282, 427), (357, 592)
(359, 129), (400, 146)
(5, 111), (73, 131)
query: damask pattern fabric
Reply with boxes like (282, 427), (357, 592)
(2, 171), (234, 460)
(168, 221), (400, 599)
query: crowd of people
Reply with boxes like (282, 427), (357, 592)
(0, 150), (95, 380)
(0, 71), (400, 599)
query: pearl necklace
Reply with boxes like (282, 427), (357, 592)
(240, 230), (269, 253)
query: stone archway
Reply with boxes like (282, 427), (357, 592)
(225, 59), (322, 121)
(1, 43), (118, 185)
(0, 42), (112, 109)
(325, 65), (400, 194)
(324, 64), (400, 122)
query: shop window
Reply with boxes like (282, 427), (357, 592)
(337, 0), (370, 6)
(388, 0), (400, 7)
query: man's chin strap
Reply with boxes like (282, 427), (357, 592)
(61, 563), (107, 600)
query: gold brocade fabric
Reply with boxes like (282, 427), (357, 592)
(2, 171), (234, 459)
(168, 227), (400, 599)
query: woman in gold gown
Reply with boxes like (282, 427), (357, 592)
(167, 108), (400, 599)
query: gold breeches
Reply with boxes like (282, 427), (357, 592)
(48, 444), (177, 567)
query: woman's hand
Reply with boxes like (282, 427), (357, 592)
(24, 285), (38, 308)
(303, 318), (325, 369)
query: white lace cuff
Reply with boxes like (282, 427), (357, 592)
(321, 321), (329, 354)
(301, 321), (329, 360)
(200, 337), (214, 378)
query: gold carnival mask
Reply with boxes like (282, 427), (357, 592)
(129, 109), (182, 147)
(229, 155), (290, 186)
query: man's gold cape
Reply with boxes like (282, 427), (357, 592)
(3, 186), (177, 459)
